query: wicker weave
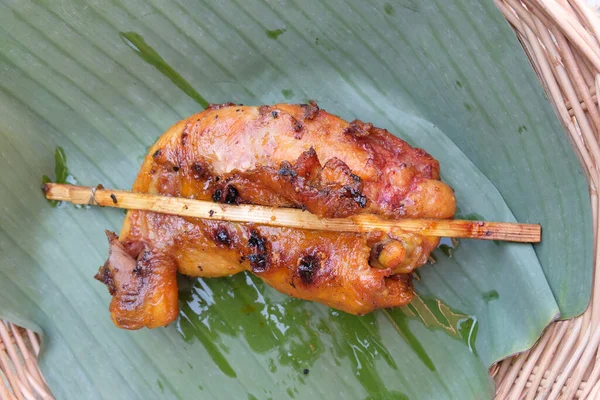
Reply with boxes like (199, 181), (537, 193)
(0, 322), (51, 400)
(1, 1), (598, 399)
(492, 1), (600, 399)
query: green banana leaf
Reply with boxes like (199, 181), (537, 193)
(0, 0), (592, 399)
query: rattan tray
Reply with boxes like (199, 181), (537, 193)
(1, 1), (598, 399)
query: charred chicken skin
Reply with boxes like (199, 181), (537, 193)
(96, 102), (456, 329)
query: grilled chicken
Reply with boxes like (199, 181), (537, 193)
(96, 102), (456, 329)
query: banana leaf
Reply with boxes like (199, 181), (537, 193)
(0, 0), (592, 399)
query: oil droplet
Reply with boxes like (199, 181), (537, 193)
(53, 147), (74, 184)
(241, 304), (256, 314)
(42, 146), (78, 208)
(177, 273), (324, 376)
(281, 88), (294, 99)
(120, 32), (209, 109)
(458, 317), (479, 356)
(268, 358), (277, 373)
(482, 290), (499, 302)
(383, 311), (435, 371)
(178, 314), (237, 377)
(321, 311), (406, 398)
(177, 273), (477, 396)
(399, 294), (478, 356)
(177, 273), (413, 396)
(177, 280), (237, 378)
(265, 28), (286, 40)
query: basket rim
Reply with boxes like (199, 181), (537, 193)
(1, 1), (599, 399)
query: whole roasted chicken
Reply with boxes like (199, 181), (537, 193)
(96, 102), (456, 329)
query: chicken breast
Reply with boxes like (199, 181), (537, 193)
(96, 102), (456, 329)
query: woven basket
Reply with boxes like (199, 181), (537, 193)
(492, 1), (600, 399)
(1, 1), (598, 399)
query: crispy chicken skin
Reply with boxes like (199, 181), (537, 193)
(96, 102), (456, 329)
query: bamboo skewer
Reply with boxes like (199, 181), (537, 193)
(42, 183), (541, 243)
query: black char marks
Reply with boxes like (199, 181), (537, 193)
(95, 265), (116, 295)
(318, 157), (368, 210)
(271, 149), (368, 217)
(214, 227), (232, 247)
(344, 119), (373, 137)
(277, 161), (298, 177)
(297, 254), (320, 284)
(132, 251), (152, 278)
(258, 105), (271, 117)
(344, 186), (367, 208)
(301, 100), (320, 120)
(212, 185), (239, 204)
(291, 117), (304, 139)
(207, 102), (236, 110)
(224, 185), (239, 204)
(181, 124), (190, 146)
(247, 230), (269, 273)
(191, 161), (209, 180)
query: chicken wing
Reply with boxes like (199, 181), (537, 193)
(96, 102), (456, 329)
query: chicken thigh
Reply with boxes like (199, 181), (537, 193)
(96, 102), (456, 329)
